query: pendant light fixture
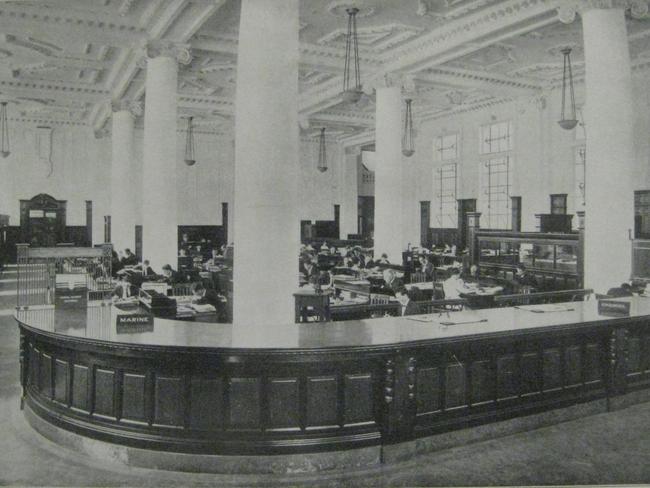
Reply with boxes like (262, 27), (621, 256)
(317, 127), (327, 173)
(184, 116), (196, 166)
(558, 47), (578, 130)
(342, 7), (362, 104)
(402, 98), (415, 157)
(0, 102), (10, 158)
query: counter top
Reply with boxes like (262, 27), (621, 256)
(15, 297), (650, 351)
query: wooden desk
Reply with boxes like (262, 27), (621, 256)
(294, 289), (331, 322)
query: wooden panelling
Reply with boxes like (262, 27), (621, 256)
(54, 359), (68, 404)
(268, 377), (300, 430)
(122, 373), (147, 423)
(189, 377), (223, 431)
(306, 376), (338, 428)
(565, 345), (582, 387)
(444, 363), (466, 409)
(627, 337), (641, 376)
(496, 354), (517, 400)
(29, 345), (38, 388)
(520, 352), (541, 396)
(228, 378), (261, 430)
(470, 360), (494, 405)
(416, 367), (440, 415)
(154, 375), (184, 427)
(72, 364), (89, 411)
(94, 368), (115, 418)
(39, 353), (52, 398)
(543, 348), (562, 391)
(584, 343), (603, 384)
(344, 374), (373, 426)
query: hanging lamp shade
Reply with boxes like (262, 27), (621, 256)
(342, 7), (363, 104)
(0, 102), (10, 158)
(184, 116), (196, 166)
(558, 47), (578, 130)
(317, 128), (327, 173)
(402, 99), (415, 157)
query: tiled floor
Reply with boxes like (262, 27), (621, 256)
(2, 265), (650, 487)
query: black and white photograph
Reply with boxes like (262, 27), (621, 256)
(1, 0), (650, 486)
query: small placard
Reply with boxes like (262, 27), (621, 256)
(598, 299), (631, 317)
(116, 314), (154, 333)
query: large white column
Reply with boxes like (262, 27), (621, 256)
(233, 0), (300, 327)
(110, 101), (140, 254)
(141, 42), (191, 270)
(579, 5), (635, 292)
(339, 146), (360, 239)
(374, 83), (404, 262)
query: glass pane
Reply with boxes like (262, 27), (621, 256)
(29, 210), (44, 218)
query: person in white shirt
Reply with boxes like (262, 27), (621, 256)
(442, 268), (465, 300)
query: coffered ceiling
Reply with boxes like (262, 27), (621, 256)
(0, 0), (649, 143)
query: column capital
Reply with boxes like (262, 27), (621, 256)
(137, 40), (192, 68)
(557, 0), (648, 23)
(111, 99), (143, 118)
(366, 71), (416, 93)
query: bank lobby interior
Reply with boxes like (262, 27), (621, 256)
(4, 0), (650, 486)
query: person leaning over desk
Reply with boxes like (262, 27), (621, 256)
(161, 264), (183, 285)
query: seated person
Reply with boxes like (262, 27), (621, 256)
(316, 269), (334, 289)
(134, 259), (156, 279)
(395, 287), (419, 316)
(112, 275), (135, 299)
(442, 267), (465, 300)
(161, 264), (183, 285)
(513, 263), (538, 292)
(380, 268), (404, 296)
(607, 282), (634, 297)
(204, 249), (221, 268)
(121, 248), (138, 267)
(111, 250), (123, 276)
(190, 281), (222, 309)
(377, 253), (390, 265)
(300, 258), (317, 280)
(461, 264), (479, 283)
(419, 255), (434, 281)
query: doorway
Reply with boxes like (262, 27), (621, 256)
(457, 199), (476, 250)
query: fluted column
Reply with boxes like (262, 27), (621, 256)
(373, 74), (409, 262)
(110, 100), (141, 254)
(559, 1), (641, 291)
(140, 41), (191, 270)
(233, 0), (300, 326)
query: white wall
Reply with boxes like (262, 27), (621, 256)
(411, 71), (650, 234)
(0, 124), (354, 244)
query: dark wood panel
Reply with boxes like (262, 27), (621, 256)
(72, 364), (89, 411)
(496, 354), (517, 400)
(520, 352), (541, 396)
(543, 348), (562, 391)
(306, 376), (338, 428)
(444, 363), (466, 409)
(565, 345), (582, 387)
(416, 367), (440, 415)
(29, 345), (38, 388)
(54, 359), (68, 404)
(39, 353), (52, 398)
(584, 343), (603, 384)
(189, 377), (223, 431)
(122, 373), (147, 423)
(344, 374), (373, 426)
(268, 377), (300, 430)
(94, 368), (115, 418)
(228, 378), (261, 430)
(470, 360), (494, 405)
(627, 337), (641, 376)
(154, 375), (184, 427)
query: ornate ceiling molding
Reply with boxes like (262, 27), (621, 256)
(557, 0), (649, 23)
(139, 40), (192, 66)
(111, 99), (142, 117)
(416, 0), (502, 19)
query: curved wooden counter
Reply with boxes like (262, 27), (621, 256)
(15, 298), (650, 456)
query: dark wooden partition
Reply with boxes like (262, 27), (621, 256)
(16, 302), (650, 456)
